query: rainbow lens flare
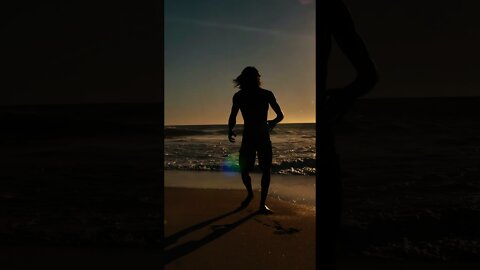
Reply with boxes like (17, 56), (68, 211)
(222, 153), (240, 176)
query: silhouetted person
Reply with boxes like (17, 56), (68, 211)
(323, 0), (378, 125)
(228, 66), (284, 214)
(318, 0), (377, 269)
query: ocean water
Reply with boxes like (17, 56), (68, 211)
(164, 123), (315, 176)
(4, 99), (480, 259)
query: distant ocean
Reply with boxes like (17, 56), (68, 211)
(165, 123), (316, 176)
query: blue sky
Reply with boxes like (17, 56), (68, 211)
(165, 0), (316, 125)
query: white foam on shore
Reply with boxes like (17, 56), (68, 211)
(165, 170), (316, 206)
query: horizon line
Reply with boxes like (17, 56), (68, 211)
(165, 122), (316, 127)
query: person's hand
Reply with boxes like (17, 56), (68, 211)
(228, 130), (237, 143)
(324, 86), (358, 125)
(267, 120), (277, 131)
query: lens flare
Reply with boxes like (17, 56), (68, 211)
(222, 153), (240, 176)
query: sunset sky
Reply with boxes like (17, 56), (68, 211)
(2, 1), (478, 118)
(165, 0), (316, 125)
(165, 0), (480, 125)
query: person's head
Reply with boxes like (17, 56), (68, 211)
(233, 66), (261, 90)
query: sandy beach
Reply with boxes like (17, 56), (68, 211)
(163, 161), (480, 269)
(164, 187), (315, 270)
(2, 99), (480, 268)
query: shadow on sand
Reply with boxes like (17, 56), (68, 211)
(163, 207), (258, 265)
(253, 218), (301, 235)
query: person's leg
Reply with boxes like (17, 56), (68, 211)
(258, 140), (273, 214)
(239, 142), (255, 208)
(259, 168), (271, 210)
(241, 170), (253, 197)
(240, 170), (254, 207)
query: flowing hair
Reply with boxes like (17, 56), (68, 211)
(233, 66), (261, 90)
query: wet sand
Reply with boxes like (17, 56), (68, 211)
(164, 170), (316, 205)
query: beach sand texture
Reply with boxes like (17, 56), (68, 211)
(164, 187), (315, 270)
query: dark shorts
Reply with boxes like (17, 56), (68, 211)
(239, 137), (272, 172)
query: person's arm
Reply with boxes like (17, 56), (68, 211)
(328, 0), (378, 98)
(228, 96), (240, 142)
(323, 0), (378, 124)
(267, 92), (284, 131)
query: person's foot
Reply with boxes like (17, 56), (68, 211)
(240, 194), (253, 208)
(258, 205), (273, 215)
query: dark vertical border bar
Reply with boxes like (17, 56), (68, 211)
(158, 0), (165, 268)
(317, 0), (341, 269)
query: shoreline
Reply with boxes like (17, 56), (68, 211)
(164, 170), (316, 207)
